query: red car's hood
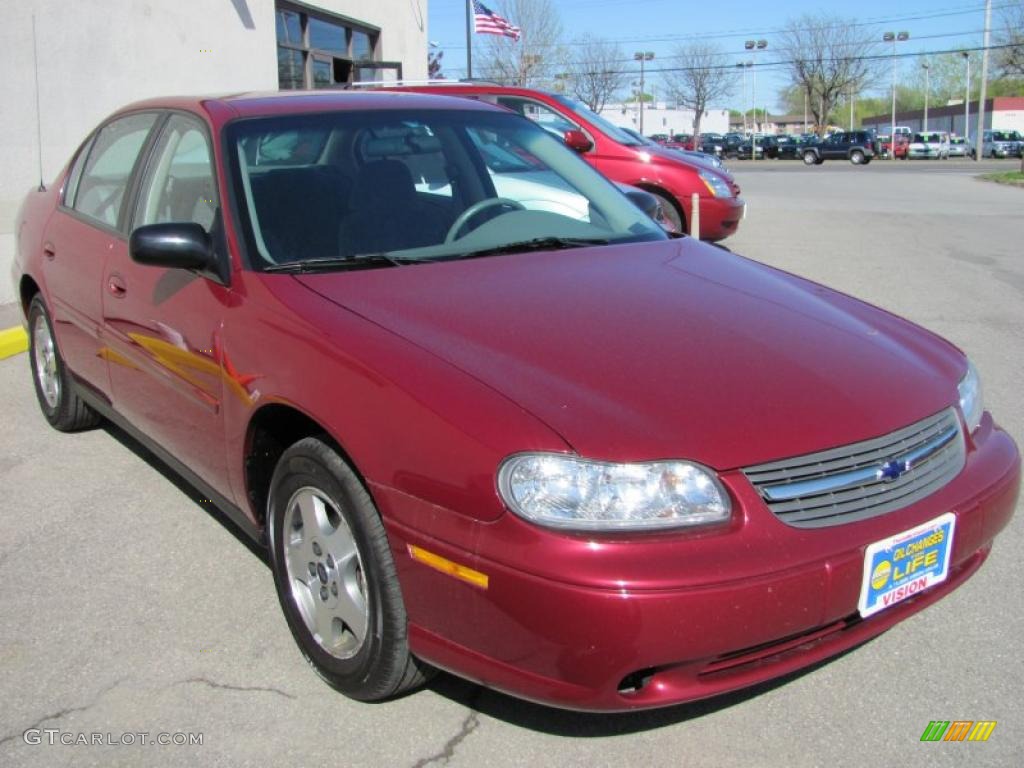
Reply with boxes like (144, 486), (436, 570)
(295, 238), (965, 469)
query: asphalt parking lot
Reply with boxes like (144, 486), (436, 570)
(1, 160), (1021, 767)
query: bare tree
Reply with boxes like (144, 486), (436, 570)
(995, 0), (1024, 76)
(661, 43), (734, 138)
(778, 13), (879, 135)
(563, 35), (627, 113)
(478, 0), (563, 87)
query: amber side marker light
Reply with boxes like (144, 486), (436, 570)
(407, 544), (489, 590)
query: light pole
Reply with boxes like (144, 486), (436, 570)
(883, 31), (910, 159)
(922, 62), (930, 131)
(736, 62), (751, 134)
(975, 0), (991, 164)
(961, 51), (971, 143)
(634, 51), (654, 135)
(745, 39), (767, 159)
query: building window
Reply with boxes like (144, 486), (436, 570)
(275, 2), (401, 89)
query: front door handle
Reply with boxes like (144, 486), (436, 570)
(107, 273), (127, 298)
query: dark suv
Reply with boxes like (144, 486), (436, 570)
(801, 131), (876, 165)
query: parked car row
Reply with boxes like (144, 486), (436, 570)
(648, 126), (1024, 164)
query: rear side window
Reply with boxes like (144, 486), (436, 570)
(72, 113), (158, 228)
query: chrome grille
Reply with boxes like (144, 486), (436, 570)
(743, 408), (964, 528)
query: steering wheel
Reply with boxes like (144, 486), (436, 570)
(445, 197), (525, 243)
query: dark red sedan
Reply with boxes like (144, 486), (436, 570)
(12, 91), (1019, 711)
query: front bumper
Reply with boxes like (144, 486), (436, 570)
(689, 196), (745, 241)
(379, 416), (1019, 711)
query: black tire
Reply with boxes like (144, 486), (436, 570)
(648, 190), (684, 235)
(27, 295), (101, 432)
(802, 151), (818, 165)
(850, 150), (865, 165)
(267, 436), (431, 701)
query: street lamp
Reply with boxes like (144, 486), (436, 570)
(634, 51), (654, 134)
(961, 51), (971, 145)
(882, 31), (909, 159)
(922, 61), (930, 131)
(744, 39), (767, 159)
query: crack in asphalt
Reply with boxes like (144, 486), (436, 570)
(0, 677), (129, 748)
(410, 690), (483, 768)
(175, 676), (296, 700)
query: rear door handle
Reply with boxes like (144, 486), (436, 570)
(43, 243), (56, 260)
(107, 273), (127, 298)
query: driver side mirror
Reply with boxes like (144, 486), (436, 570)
(130, 222), (228, 284)
(564, 129), (593, 153)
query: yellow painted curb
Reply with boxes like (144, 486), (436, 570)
(0, 326), (29, 359)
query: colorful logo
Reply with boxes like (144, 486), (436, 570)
(920, 721), (997, 742)
(870, 560), (891, 590)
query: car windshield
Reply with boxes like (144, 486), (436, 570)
(227, 109), (665, 269)
(551, 94), (644, 146)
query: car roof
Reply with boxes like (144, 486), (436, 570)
(115, 90), (505, 125)
(398, 83), (561, 99)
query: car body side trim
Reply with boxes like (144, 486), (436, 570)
(74, 381), (262, 544)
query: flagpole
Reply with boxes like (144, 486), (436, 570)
(465, 0), (473, 79)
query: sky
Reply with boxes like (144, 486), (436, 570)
(426, 0), (1009, 113)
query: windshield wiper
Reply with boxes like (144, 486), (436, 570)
(262, 252), (417, 273)
(447, 236), (610, 261)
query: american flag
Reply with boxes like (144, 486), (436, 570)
(473, 0), (521, 41)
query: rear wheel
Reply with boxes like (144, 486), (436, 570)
(267, 437), (431, 701)
(28, 296), (100, 432)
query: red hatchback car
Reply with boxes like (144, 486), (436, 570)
(13, 91), (1019, 712)
(396, 84), (744, 240)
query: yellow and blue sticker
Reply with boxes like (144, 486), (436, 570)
(858, 512), (956, 618)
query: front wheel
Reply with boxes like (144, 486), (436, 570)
(648, 190), (684, 235)
(28, 296), (100, 432)
(850, 150), (865, 165)
(267, 437), (431, 700)
(802, 151), (818, 165)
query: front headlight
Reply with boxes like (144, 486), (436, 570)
(957, 360), (984, 433)
(497, 454), (731, 531)
(698, 169), (732, 198)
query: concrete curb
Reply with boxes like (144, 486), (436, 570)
(0, 327), (28, 359)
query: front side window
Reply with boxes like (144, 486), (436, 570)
(226, 109), (666, 270)
(496, 97), (580, 143)
(134, 115), (218, 231)
(72, 113), (158, 228)
(551, 94), (644, 146)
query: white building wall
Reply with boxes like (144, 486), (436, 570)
(1, 0), (427, 305)
(602, 103), (730, 137)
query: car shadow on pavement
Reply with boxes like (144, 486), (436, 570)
(424, 643), (869, 736)
(102, 421), (269, 565)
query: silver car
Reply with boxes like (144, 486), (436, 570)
(974, 129), (1022, 158)
(948, 137), (969, 158)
